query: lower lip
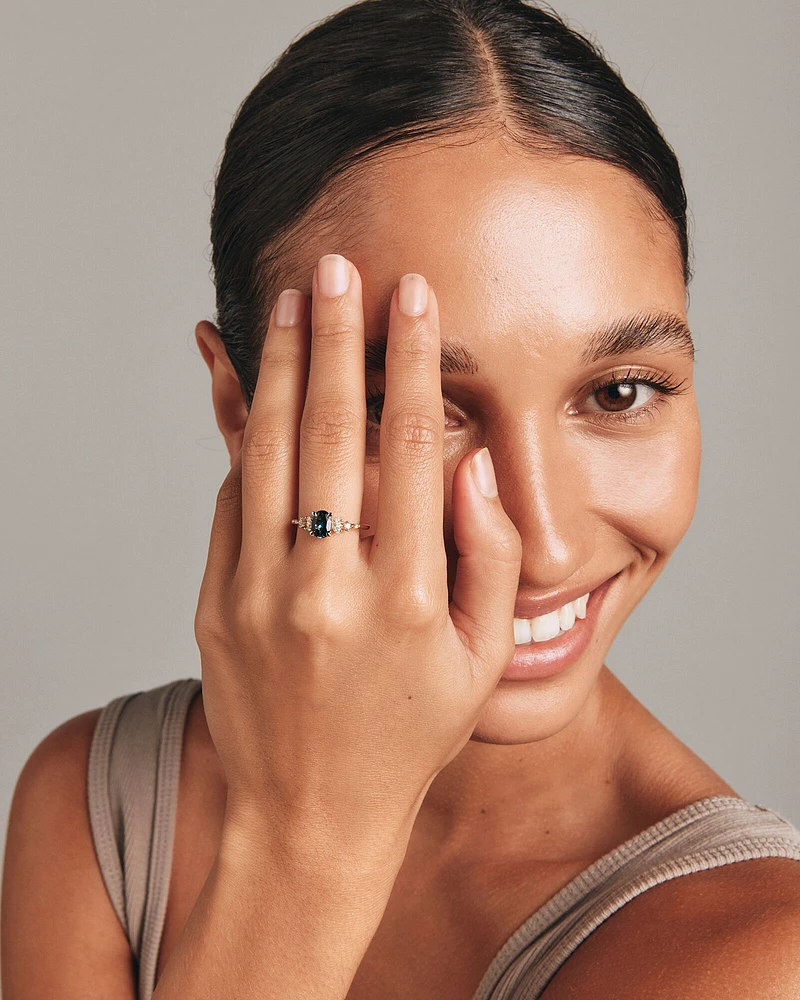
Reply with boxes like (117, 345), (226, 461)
(500, 574), (617, 682)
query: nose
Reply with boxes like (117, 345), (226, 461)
(491, 419), (596, 591)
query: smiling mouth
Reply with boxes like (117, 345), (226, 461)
(501, 572), (622, 682)
(512, 592), (589, 645)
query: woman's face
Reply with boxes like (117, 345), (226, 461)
(268, 134), (700, 745)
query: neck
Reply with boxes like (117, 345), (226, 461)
(411, 666), (632, 861)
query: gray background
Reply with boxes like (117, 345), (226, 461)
(1, 0), (797, 859)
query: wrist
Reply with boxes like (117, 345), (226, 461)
(219, 798), (411, 901)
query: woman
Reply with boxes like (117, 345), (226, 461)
(3, 1), (799, 997)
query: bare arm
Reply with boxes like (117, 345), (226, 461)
(1, 711), (137, 999)
(152, 807), (414, 1000)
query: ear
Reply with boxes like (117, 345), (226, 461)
(195, 320), (248, 463)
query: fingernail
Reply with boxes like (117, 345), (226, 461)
(471, 447), (498, 498)
(317, 254), (350, 297)
(275, 289), (305, 327)
(398, 273), (428, 316)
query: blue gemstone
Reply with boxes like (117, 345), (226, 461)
(311, 510), (332, 538)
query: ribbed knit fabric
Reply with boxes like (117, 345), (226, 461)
(87, 677), (202, 999)
(87, 677), (800, 1000)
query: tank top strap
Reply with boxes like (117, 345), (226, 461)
(86, 676), (202, 999)
(472, 795), (800, 1000)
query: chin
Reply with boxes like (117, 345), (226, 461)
(466, 569), (637, 745)
(468, 653), (606, 745)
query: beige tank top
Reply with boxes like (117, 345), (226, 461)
(86, 677), (800, 1000)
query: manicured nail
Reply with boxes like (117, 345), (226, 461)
(275, 289), (305, 327)
(317, 254), (350, 297)
(471, 447), (498, 498)
(398, 273), (428, 316)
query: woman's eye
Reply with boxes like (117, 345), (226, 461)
(366, 391), (384, 427)
(585, 380), (657, 413)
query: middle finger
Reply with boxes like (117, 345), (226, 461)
(296, 253), (368, 559)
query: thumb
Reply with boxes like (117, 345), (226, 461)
(449, 446), (522, 686)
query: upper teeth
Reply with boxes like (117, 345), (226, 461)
(514, 593), (589, 644)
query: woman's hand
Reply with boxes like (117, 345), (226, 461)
(194, 254), (522, 870)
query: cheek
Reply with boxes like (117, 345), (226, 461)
(582, 420), (701, 556)
(361, 460), (380, 529)
(360, 413), (701, 567)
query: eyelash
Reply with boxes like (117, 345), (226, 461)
(364, 367), (690, 432)
(581, 367), (691, 426)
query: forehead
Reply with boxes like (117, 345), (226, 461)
(293, 134), (687, 350)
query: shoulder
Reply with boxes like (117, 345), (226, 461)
(5, 707), (106, 889)
(539, 855), (800, 999)
(2, 707), (136, 995)
(8, 706), (103, 822)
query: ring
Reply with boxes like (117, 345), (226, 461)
(291, 509), (370, 538)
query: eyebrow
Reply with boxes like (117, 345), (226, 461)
(363, 309), (694, 375)
(579, 311), (695, 366)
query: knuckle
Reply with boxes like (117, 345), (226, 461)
(382, 405), (442, 453)
(194, 600), (231, 650)
(313, 317), (354, 343)
(259, 343), (303, 372)
(390, 331), (433, 368)
(386, 574), (442, 626)
(301, 402), (362, 450)
(242, 423), (291, 467)
(486, 527), (524, 565)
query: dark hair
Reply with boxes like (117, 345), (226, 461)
(209, 0), (692, 409)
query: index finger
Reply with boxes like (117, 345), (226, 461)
(239, 291), (312, 576)
(371, 276), (446, 575)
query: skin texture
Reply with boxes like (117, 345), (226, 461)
(195, 133), (710, 853)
